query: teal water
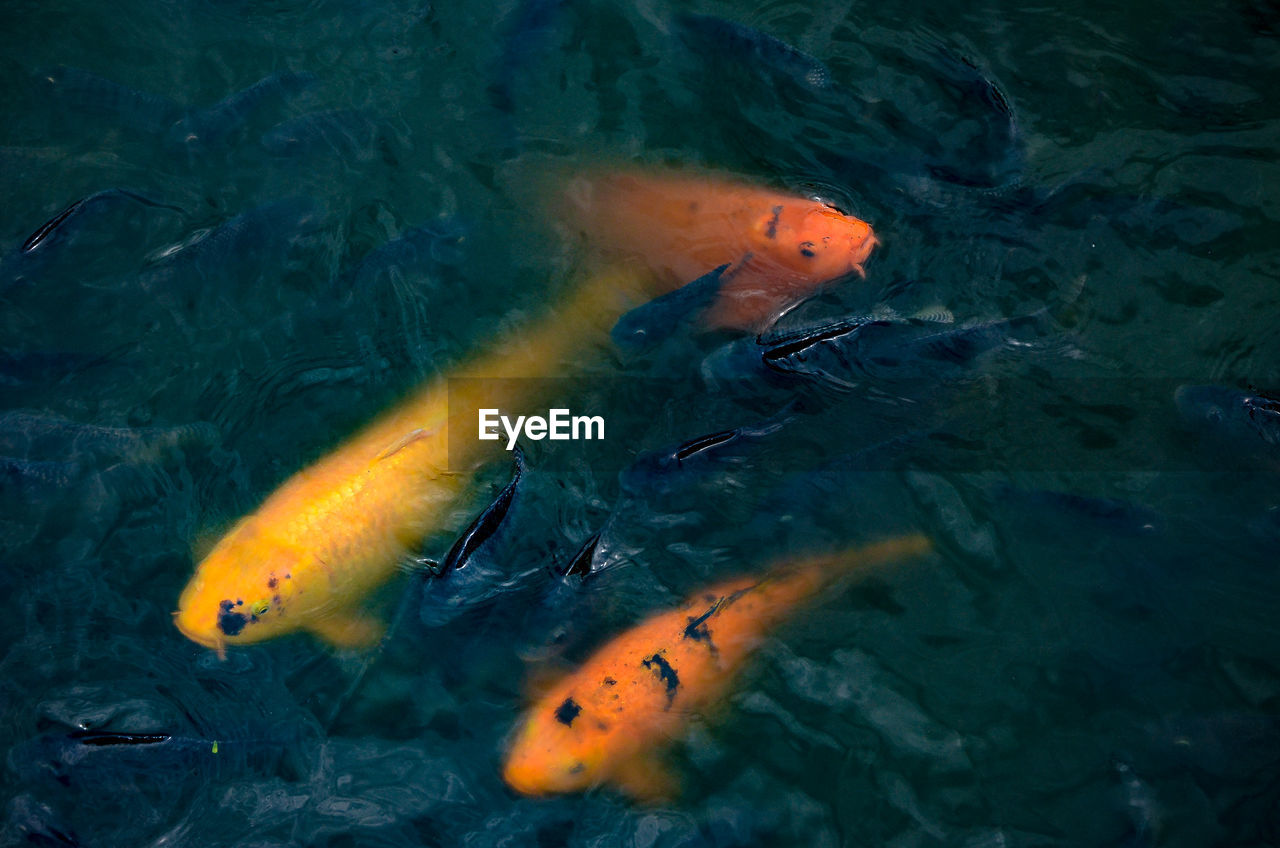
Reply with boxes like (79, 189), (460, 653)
(2, 0), (1279, 845)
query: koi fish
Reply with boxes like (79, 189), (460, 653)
(174, 265), (659, 656)
(557, 167), (877, 331)
(502, 534), (931, 800)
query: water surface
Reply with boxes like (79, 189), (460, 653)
(2, 0), (1278, 845)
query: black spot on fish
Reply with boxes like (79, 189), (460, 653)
(217, 600), (248, 636)
(235, 599), (243, 606)
(765, 205), (782, 239)
(683, 601), (719, 655)
(642, 653), (680, 708)
(555, 698), (581, 727)
(603, 677), (616, 686)
(267, 577), (278, 589)
(568, 761), (585, 774)
(799, 241), (816, 258)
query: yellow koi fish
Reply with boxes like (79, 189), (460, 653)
(174, 265), (654, 656)
(502, 534), (931, 801)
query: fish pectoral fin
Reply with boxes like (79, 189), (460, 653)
(610, 751), (679, 803)
(308, 610), (385, 650)
(521, 659), (574, 701)
(375, 426), (442, 462)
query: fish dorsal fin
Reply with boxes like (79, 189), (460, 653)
(610, 750), (680, 803)
(399, 555), (443, 576)
(374, 426), (442, 462)
(438, 445), (525, 574)
(559, 531), (601, 577)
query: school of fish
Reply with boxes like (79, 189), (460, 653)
(174, 166), (879, 661)
(3, 4), (1272, 842)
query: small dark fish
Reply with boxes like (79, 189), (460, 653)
(2, 189), (185, 292)
(675, 13), (832, 91)
(0, 409), (218, 464)
(987, 483), (1164, 536)
(140, 197), (323, 292)
(345, 220), (469, 293)
(0, 454), (167, 537)
(19, 190), (178, 256)
(922, 46), (1022, 186)
(419, 447), (526, 627)
(37, 66), (182, 135)
(611, 264), (728, 354)
(1174, 385), (1280, 469)
(0, 455), (82, 497)
(261, 109), (382, 161)
(489, 0), (572, 116)
(742, 432), (932, 543)
(38, 66), (316, 156)
(705, 308), (1053, 396)
(10, 727), (288, 790)
(167, 70), (316, 153)
(618, 404), (795, 497)
(3, 794), (81, 847)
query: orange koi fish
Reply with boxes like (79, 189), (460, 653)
(175, 265), (657, 656)
(558, 167), (877, 331)
(502, 534), (931, 801)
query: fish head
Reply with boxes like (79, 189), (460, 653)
(502, 693), (612, 795)
(174, 521), (312, 654)
(748, 202), (876, 281)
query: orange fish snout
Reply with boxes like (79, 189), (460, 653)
(749, 203), (877, 280)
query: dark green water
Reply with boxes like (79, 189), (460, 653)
(2, 0), (1279, 845)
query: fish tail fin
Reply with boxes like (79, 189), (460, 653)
(768, 534), (934, 610)
(810, 533), (933, 585)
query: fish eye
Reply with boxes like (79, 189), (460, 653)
(250, 599), (270, 616)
